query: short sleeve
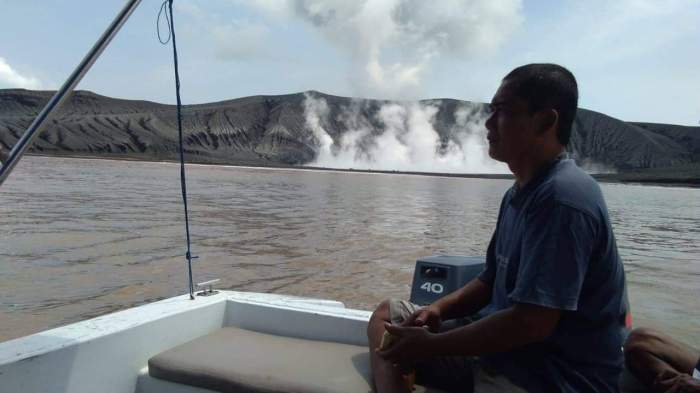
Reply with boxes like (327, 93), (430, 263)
(509, 199), (598, 310)
(479, 193), (509, 286)
(478, 232), (498, 285)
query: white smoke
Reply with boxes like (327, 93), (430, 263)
(303, 92), (335, 155)
(577, 159), (618, 174)
(303, 94), (508, 174)
(243, 1), (521, 173)
(251, 0), (523, 99)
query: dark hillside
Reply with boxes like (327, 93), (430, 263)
(1, 89), (698, 181)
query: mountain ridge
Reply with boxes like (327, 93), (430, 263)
(1, 89), (699, 180)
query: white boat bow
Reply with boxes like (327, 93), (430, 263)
(0, 291), (376, 393)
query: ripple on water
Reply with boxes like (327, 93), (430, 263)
(1, 156), (698, 348)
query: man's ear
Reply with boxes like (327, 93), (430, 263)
(535, 109), (558, 136)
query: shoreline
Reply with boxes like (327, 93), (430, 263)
(21, 152), (700, 188)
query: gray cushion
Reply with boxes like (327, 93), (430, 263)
(148, 327), (651, 393)
(136, 367), (219, 393)
(148, 327), (376, 393)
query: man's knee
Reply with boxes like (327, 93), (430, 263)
(367, 299), (392, 337)
(623, 327), (671, 372)
(625, 327), (661, 355)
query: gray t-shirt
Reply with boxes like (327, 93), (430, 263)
(478, 156), (626, 393)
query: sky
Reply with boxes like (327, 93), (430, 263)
(0, 0), (699, 126)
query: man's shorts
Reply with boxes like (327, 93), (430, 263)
(389, 299), (528, 393)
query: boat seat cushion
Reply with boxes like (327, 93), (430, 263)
(148, 327), (379, 393)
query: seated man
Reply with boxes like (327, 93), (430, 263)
(368, 63), (628, 393)
(625, 327), (700, 392)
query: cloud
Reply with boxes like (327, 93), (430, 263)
(465, 0), (700, 126)
(175, 1), (273, 61)
(586, 0), (698, 46)
(211, 21), (271, 60)
(0, 57), (42, 89)
(250, 0), (523, 99)
(174, 1), (206, 19)
(235, 0), (293, 18)
(516, 0), (700, 69)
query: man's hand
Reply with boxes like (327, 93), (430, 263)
(401, 305), (442, 332)
(376, 323), (435, 363)
(654, 370), (700, 393)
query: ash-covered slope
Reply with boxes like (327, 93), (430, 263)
(570, 110), (699, 171)
(1, 88), (699, 174)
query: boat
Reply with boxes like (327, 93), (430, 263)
(0, 289), (376, 393)
(0, 259), (647, 393)
(0, 1), (651, 392)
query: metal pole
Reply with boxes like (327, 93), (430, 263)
(0, 0), (143, 187)
(164, 0), (196, 300)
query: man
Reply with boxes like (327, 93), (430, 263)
(368, 63), (627, 393)
(625, 327), (700, 392)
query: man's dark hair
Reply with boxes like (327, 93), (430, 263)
(504, 63), (578, 146)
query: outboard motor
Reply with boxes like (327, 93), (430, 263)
(410, 255), (485, 305)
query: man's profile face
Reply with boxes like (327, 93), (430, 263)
(485, 80), (539, 164)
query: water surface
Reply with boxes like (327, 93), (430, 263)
(1, 156), (698, 347)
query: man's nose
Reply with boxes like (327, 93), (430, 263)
(485, 111), (495, 133)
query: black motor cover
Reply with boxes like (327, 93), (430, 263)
(410, 255), (485, 306)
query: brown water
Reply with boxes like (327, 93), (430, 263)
(1, 156), (699, 347)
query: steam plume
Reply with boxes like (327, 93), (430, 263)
(303, 93), (508, 174)
(253, 0), (523, 99)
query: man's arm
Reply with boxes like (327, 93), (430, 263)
(379, 302), (561, 361)
(433, 302), (561, 355)
(400, 278), (492, 331)
(431, 277), (492, 321)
